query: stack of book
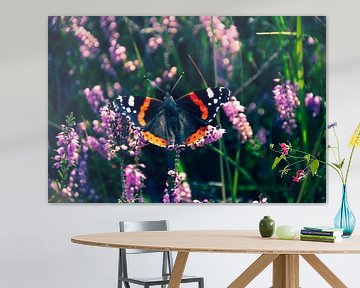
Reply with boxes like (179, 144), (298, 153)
(300, 226), (344, 243)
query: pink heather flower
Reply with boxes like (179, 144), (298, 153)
(223, 96), (253, 143)
(193, 199), (209, 203)
(124, 60), (140, 73)
(54, 126), (80, 168)
(162, 16), (179, 35)
(252, 196), (268, 203)
(200, 16), (241, 55)
(273, 79), (300, 134)
(200, 16), (241, 81)
(109, 44), (127, 64)
(293, 169), (306, 183)
(86, 136), (110, 159)
(99, 16), (128, 67)
(163, 170), (193, 203)
(256, 128), (269, 145)
(174, 173), (193, 203)
(279, 143), (289, 155)
(100, 54), (116, 76)
(99, 106), (147, 158)
(162, 66), (177, 80)
(69, 18), (99, 59)
(124, 164), (146, 202)
(305, 93), (322, 117)
(83, 85), (109, 114)
(146, 17), (179, 52)
(100, 16), (119, 42)
(189, 125), (226, 149)
(307, 36), (315, 45)
(147, 35), (164, 52)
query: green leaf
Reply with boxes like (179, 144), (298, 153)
(304, 154), (311, 164)
(271, 154), (285, 170)
(339, 158), (345, 169)
(310, 159), (319, 176)
(270, 143), (274, 149)
(272, 157), (280, 170)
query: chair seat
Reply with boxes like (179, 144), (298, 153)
(119, 274), (203, 285)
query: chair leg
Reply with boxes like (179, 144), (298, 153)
(199, 278), (204, 288)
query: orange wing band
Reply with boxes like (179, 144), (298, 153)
(188, 92), (209, 120)
(137, 97), (152, 126)
(185, 126), (207, 145)
(142, 131), (168, 147)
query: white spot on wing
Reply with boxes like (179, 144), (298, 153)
(206, 88), (214, 98)
(213, 99), (218, 104)
(126, 107), (131, 113)
(128, 95), (135, 107)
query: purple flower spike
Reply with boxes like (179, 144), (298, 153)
(53, 126), (80, 168)
(83, 85), (109, 114)
(305, 93), (322, 117)
(327, 122), (337, 129)
(69, 17), (99, 59)
(223, 96), (253, 143)
(124, 164), (146, 202)
(272, 79), (300, 134)
(163, 171), (193, 203)
(188, 125), (225, 150)
(200, 16), (241, 82)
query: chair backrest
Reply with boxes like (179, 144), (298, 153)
(118, 220), (173, 282)
(119, 220), (169, 254)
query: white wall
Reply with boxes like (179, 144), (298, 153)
(1, 0), (360, 287)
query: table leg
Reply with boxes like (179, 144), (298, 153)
(168, 252), (189, 288)
(301, 254), (347, 288)
(228, 254), (279, 288)
(272, 254), (299, 288)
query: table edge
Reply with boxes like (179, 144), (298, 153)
(71, 235), (360, 254)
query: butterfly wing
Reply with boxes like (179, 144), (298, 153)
(113, 95), (163, 128)
(177, 110), (209, 145)
(176, 87), (231, 124)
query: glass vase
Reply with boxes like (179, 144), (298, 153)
(334, 185), (356, 237)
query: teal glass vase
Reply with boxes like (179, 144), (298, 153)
(334, 185), (356, 237)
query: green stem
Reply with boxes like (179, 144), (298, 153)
(210, 146), (264, 195)
(332, 127), (345, 182)
(124, 17), (145, 71)
(232, 138), (241, 202)
(275, 16), (291, 80)
(296, 16), (308, 153)
(345, 145), (356, 185)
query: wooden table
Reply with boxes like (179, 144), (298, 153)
(71, 230), (360, 288)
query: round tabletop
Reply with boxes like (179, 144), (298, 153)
(71, 230), (360, 254)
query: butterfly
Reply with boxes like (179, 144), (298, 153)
(113, 87), (231, 148)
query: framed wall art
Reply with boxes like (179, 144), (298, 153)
(48, 16), (326, 203)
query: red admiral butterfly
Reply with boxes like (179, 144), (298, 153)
(113, 87), (230, 147)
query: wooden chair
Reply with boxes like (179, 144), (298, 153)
(118, 220), (204, 288)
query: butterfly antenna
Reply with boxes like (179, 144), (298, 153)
(144, 76), (166, 96)
(170, 72), (184, 94)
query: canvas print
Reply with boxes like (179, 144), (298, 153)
(48, 16), (326, 203)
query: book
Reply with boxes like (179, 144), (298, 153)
(303, 226), (344, 232)
(300, 235), (343, 243)
(301, 229), (343, 237)
(300, 234), (341, 240)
